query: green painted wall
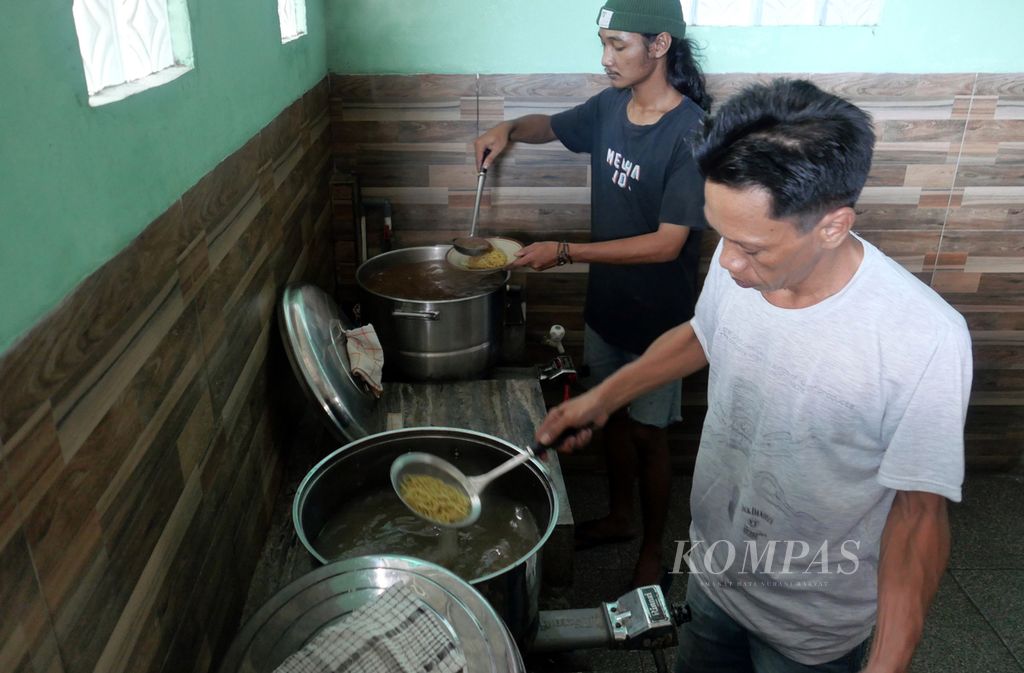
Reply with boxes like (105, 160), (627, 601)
(4, 0), (1020, 355)
(0, 0), (327, 354)
(326, 0), (1024, 74)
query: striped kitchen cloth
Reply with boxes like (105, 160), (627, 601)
(272, 583), (466, 673)
(333, 322), (384, 398)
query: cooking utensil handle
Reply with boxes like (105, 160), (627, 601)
(469, 149), (491, 238)
(469, 175), (487, 237)
(392, 309), (440, 321)
(327, 319), (348, 363)
(468, 451), (532, 493)
(532, 423), (595, 458)
(465, 424), (591, 493)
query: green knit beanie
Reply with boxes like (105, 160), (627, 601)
(596, 0), (687, 38)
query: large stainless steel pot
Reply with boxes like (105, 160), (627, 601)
(218, 555), (525, 673)
(292, 427), (558, 646)
(356, 245), (509, 380)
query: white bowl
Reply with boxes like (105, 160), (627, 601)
(445, 237), (523, 272)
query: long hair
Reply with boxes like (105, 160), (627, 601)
(644, 34), (712, 113)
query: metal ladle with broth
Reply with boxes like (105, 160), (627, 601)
(391, 427), (584, 528)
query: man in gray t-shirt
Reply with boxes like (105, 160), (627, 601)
(535, 79), (972, 673)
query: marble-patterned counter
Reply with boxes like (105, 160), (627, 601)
(240, 376), (575, 624)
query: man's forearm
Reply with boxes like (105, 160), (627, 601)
(569, 225), (690, 265)
(511, 224), (691, 270)
(593, 322), (708, 413)
(506, 115), (557, 144)
(864, 491), (950, 673)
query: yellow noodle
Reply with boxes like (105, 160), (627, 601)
(399, 474), (471, 524)
(466, 248), (508, 270)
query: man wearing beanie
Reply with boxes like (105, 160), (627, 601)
(474, 0), (711, 590)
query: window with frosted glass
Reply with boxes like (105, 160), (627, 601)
(72, 0), (194, 106)
(684, 0), (885, 26)
(279, 0), (308, 43)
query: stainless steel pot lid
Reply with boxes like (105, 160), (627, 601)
(217, 555), (526, 673)
(278, 283), (381, 444)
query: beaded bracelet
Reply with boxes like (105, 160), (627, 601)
(556, 241), (573, 266)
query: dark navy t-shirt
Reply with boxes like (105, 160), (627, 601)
(551, 87), (707, 354)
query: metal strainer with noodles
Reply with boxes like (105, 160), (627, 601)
(391, 427), (584, 528)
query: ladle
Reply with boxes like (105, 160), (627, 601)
(391, 426), (585, 528)
(451, 149), (493, 257)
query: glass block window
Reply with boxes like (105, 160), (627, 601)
(278, 0), (308, 43)
(72, 0), (194, 106)
(685, 0), (885, 26)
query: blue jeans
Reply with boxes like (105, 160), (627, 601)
(675, 575), (869, 673)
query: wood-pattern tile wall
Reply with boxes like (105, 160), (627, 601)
(0, 78), (333, 673)
(330, 73), (1023, 471)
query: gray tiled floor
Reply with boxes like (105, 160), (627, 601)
(534, 468), (1024, 672)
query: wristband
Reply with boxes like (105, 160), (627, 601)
(556, 241), (573, 266)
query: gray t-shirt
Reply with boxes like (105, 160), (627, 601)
(687, 235), (972, 665)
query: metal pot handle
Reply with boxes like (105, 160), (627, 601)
(392, 309), (440, 321)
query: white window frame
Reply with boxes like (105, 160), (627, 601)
(684, 0), (885, 27)
(72, 0), (194, 107)
(278, 0), (308, 43)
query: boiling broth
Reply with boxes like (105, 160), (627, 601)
(362, 260), (504, 301)
(314, 487), (541, 579)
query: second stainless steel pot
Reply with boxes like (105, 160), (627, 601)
(356, 245), (509, 381)
(292, 427), (558, 646)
